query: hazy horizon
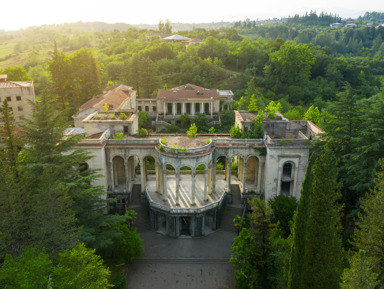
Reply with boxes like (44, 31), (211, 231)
(1, 0), (383, 32)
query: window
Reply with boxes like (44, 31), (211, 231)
(16, 96), (21, 101)
(6, 96), (11, 101)
(9, 107), (12, 111)
(138, 106), (142, 111)
(145, 106), (149, 112)
(153, 106), (156, 112)
(283, 163), (292, 179)
(18, 106), (23, 111)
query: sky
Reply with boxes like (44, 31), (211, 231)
(1, 0), (383, 31)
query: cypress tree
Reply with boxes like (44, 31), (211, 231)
(288, 153), (314, 289)
(288, 144), (344, 289)
(354, 159), (384, 284)
(301, 144), (344, 288)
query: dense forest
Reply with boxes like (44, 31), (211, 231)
(1, 11), (384, 288)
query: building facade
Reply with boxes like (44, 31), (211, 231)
(0, 74), (35, 125)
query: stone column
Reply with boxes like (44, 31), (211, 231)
(191, 170), (196, 205)
(201, 102), (204, 113)
(109, 160), (115, 192)
(175, 169), (180, 205)
(227, 158), (232, 194)
(210, 102), (213, 118)
(140, 158), (146, 193)
(207, 164), (211, 196)
(124, 159), (129, 192)
(182, 102), (186, 114)
(242, 159), (247, 194)
(191, 102), (195, 116)
(172, 102), (175, 117)
(204, 169), (208, 201)
(257, 163), (263, 192)
(212, 159), (216, 194)
(293, 163), (299, 197)
(156, 163), (160, 193)
(163, 103), (166, 117)
(163, 166), (168, 201)
(277, 165), (282, 195)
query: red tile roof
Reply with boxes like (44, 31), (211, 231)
(0, 81), (33, 88)
(157, 84), (219, 100)
(77, 87), (134, 113)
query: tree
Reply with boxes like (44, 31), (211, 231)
(268, 195), (298, 238)
(18, 95), (86, 255)
(0, 246), (52, 289)
(354, 159), (384, 284)
(230, 198), (277, 289)
(194, 113), (209, 132)
(268, 41), (315, 95)
(47, 43), (74, 109)
(100, 221), (144, 264)
(265, 101), (282, 119)
(303, 105), (321, 125)
(248, 94), (258, 112)
(52, 243), (113, 289)
(138, 111), (149, 128)
(230, 125), (242, 139)
(288, 144), (344, 289)
(340, 250), (379, 289)
(0, 66), (31, 81)
(0, 100), (30, 257)
(187, 123), (198, 137)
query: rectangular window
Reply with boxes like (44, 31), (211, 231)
(153, 106), (156, 112)
(138, 106), (142, 111)
(6, 96), (11, 101)
(145, 106), (149, 112)
(18, 106), (23, 111)
(16, 96), (21, 101)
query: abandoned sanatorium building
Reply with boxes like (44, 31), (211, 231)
(67, 83), (324, 237)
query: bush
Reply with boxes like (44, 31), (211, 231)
(187, 123), (198, 137)
(136, 128), (148, 138)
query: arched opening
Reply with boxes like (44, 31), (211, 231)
(113, 156), (126, 188)
(281, 162), (293, 196)
(79, 162), (89, 172)
(246, 156), (260, 192)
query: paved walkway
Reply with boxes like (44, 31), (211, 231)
(124, 184), (243, 289)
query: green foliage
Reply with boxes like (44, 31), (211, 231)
(288, 144), (344, 289)
(193, 113), (209, 133)
(353, 159), (384, 284)
(114, 132), (125, 139)
(230, 125), (242, 139)
(166, 124), (179, 133)
(265, 101), (282, 119)
(340, 250), (379, 289)
(161, 138), (167, 145)
(138, 111), (149, 128)
(120, 112), (127, 119)
(230, 198), (278, 289)
(187, 123), (198, 137)
(136, 128), (148, 138)
(101, 222), (144, 264)
(268, 195), (298, 238)
(208, 126), (215, 134)
(0, 66), (31, 81)
(0, 246), (52, 289)
(104, 103), (109, 112)
(303, 105), (321, 125)
(180, 112), (190, 126)
(52, 243), (112, 289)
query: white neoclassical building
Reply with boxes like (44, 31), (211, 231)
(67, 103), (324, 237)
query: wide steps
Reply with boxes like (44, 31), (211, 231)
(137, 257), (230, 264)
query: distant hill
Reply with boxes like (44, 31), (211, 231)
(3, 21), (236, 34)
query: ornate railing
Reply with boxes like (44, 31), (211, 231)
(107, 138), (158, 145)
(160, 139), (213, 154)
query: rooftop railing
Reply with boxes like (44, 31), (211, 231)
(160, 139), (213, 155)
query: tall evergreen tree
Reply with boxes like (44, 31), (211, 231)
(230, 198), (277, 289)
(289, 144), (344, 289)
(354, 159), (384, 284)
